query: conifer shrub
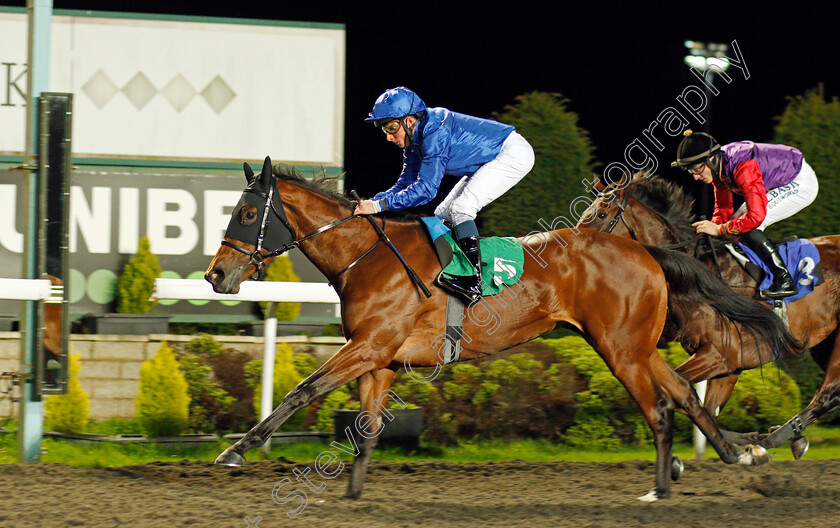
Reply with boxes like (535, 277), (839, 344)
(135, 341), (190, 437)
(116, 236), (161, 314)
(771, 85), (840, 239)
(44, 354), (89, 433)
(293, 353), (319, 379)
(260, 256), (301, 321)
(482, 91), (596, 237)
(177, 338), (257, 433)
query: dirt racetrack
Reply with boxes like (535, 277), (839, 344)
(3, 457), (840, 527)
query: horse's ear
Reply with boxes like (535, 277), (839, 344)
(632, 169), (651, 183)
(243, 162), (255, 184)
(259, 156), (273, 187)
(592, 175), (606, 193)
(619, 170), (633, 188)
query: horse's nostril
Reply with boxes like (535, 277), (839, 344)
(206, 269), (224, 285)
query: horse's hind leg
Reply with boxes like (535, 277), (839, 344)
(345, 367), (398, 499)
(216, 342), (390, 466)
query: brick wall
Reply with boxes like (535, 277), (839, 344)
(0, 332), (344, 420)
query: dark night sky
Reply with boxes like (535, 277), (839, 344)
(4, 1), (838, 208)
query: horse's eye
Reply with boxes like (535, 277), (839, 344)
(239, 205), (258, 226)
(597, 212), (608, 219)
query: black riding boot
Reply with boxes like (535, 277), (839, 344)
(437, 236), (483, 304)
(741, 229), (797, 299)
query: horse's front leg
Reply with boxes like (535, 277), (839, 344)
(216, 339), (392, 466)
(759, 332), (840, 457)
(345, 367), (398, 499)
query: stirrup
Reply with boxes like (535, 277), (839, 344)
(772, 299), (788, 327)
(760, 280), (797, 300)
(435, 273), (481, 304)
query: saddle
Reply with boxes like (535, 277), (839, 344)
(420, 217), (525, 297)
(724, 237), (823, 305)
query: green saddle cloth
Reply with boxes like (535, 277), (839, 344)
(439, 233), (525, 296)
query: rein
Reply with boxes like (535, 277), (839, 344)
(224, 175), (431, 298)
(222, 180), (375, 282)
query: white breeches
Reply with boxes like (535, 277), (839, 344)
(434, 131), (535, 227)
(732, 159), (818, 231)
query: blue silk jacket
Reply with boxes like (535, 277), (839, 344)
(374, 108), (514, 210)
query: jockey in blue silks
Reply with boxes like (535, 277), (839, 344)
(354, 87), (535, 304)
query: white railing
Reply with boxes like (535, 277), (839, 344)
(153, 278), (340, 305)
(0, 278), (58, 301)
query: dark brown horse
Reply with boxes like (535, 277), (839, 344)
(578, 171), (840, 455)
(205, 158), (794, 501)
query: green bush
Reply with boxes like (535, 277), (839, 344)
(293, 353), (319, 379)
(260, 256), (301, 321)
(545, 337), (650, 446)
(187, 333), (223, 356)
(245, 344), (308, 430)
(314, 386), (353, 433)
(178, 353), (235, 434)
(135, 341), (190, 437)
(392, 345), (580, 444)
(116, 236), (161, 314)
(716, 365), (802, 433)
(770, 85), (840, 239)
(44, 354), (89, 433)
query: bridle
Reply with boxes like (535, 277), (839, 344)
(221, 174), (382, 285)
(598, 188), (637, 240)
(594, 183), (721, 275)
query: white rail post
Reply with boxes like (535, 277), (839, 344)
(260, 302), (278, 456)
(694, 380), (707, 460)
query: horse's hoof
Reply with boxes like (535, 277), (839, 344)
(215, 447), (246, 467)
(671, 456), (684, 482)
(739, 444), (771, 466)
(791, 436), (809, 460)
(637, 488), (664, 502)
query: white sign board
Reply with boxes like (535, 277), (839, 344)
(0, 11), (345, 165)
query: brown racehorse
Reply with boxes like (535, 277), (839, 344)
(578, 171), (840, 456)
(43, 274), (62, 361)
(205, 158), (793, 501)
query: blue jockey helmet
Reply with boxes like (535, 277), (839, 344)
(364, 87), (427, 126)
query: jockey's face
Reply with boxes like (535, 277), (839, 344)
(383, 116), (415, 149)
(690, 161), (714, 184)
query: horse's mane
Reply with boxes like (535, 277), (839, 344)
(273, 164), (355, 207)
(272, 164), (426, 222)
(626, 173), (698, 242)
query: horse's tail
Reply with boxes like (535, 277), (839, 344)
(644, 245), (801, 361)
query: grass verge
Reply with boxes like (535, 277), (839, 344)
(2, 420), (840, 467)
